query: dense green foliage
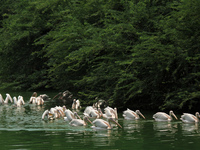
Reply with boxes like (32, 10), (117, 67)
(0, 0), (200, 111)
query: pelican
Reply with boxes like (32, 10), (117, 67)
(48, 107), (64, 119)
(153, 110), (178, 121)
(0, 94), (5, 104)
(64, 109), (77, 122)
(35, 96), (44, 105)
(4, 93), (13, 104)
(91, 118), (122, 130)
(72, 99), (81, 110)
(69, 113), (93, 126)
(42, 110), (54, 120)
(180, 112), (200, 123)
(83, 106), (100, 118)
(93, 99), (106, 109)
(104, 106), (118, 119)
(13, 96), (25, 107)
(55, 105), (66, 117)
(18, 96), (25, 105)
(123, 109), (145, 120)
(29, 92), (37, 104)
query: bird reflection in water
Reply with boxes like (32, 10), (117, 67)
(153, 121), (178, 137)
(91, 129), (118, 147)
(181, 123), (199, 134)
(153, 121), (178, 131)
(123, 119), (143, 132)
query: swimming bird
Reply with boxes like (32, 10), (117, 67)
(123, 109), (145, 120)
(180, 112), (200, 123)
(104, 106), (118, 120)
(29, 92), (37, 104)
(42, 110), (54, 120)
(13, 96), (25, 107)
(91, 118), (122, 130)
(83, 106), (100, 119)
(35, 96), (44, 105)
(0, 94), (5, 104)
(49, 107), (64, 119)
(72, 99), (81, 110)
(55, 106), (66, 117)
(4, 93), (13, 104)
(153, 110), (178, 121)
(69, 113), (93, 126)
(64, 109), (77, 122)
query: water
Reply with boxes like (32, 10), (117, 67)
(0, 91), (199, 150)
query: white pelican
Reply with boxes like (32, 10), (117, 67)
(123, 109), (145, 120)
(55, 106), (66, 117)
(0, 94), (5, 104)
(180, 112), (200, 123)
(93, 99), (106, 109)
(153, 110), (178, 121)
(92, 118), (122, 130)
(29, 92), (37, 104)
(42, 110), (54, 120)
(4, 93), (13, 104)
(13, 96), (25, 107)
(69, 113), (93, 126)
(49, 107), (63, 119)
(35, 96), (44, 105)
(104, 106), (118, 119)
(72, 99), (81, 110)
(83, 106), (100, 118)
(18, 96), (25, 105)
(64, 109), (77, 122)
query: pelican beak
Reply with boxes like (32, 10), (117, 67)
(173, 113), (178, 120)
(85, 117), (93, 125)
(48, 113), (53, 116)
(74, 112), (82, 120)
(48, 113), (54, 119)
(110, 118), (122, 128)
(139, 112), (146, 119)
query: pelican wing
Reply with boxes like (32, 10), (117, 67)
(181, 114), (197, 123)
(93, 119), (110, 128)
(153, 112), (171, 121)
(42, 110), (49, 120)
(123, 110), (138, 119)
(70, 119), (85, 126)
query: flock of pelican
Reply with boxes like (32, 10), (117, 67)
(0, 93), (25, 107)
(42, 99), (200, 130)
(0, 92), (48, 107)
(1, 92), (199, 130)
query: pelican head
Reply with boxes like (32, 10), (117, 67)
(195, 112), (200, 118)
(108, 118), (122, 128)
(48, 112), (54, 120)
(74, 112), (82, 120)
(135, 110), (146, 119)
(169, 110), (178, 120)
(83, 116), (93, 125)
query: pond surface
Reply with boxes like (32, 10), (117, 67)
(0, 91), (199, 150)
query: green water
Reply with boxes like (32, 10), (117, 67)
(0, 91), (199, 150)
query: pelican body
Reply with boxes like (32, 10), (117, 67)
(64, 109), (77, 122)
(180, 112), (200, 123)
(104, 106), (118, 119)
(72, 99), (81, 110)
(83, 106), (100, 118)
(42, 110), (54, 120)
(92, 118), (122, 130)
(13, 96), (25, 107)
(153, 110), (178, 122)
(69, 116), (93, 126)
(123, 109), (145, 120)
